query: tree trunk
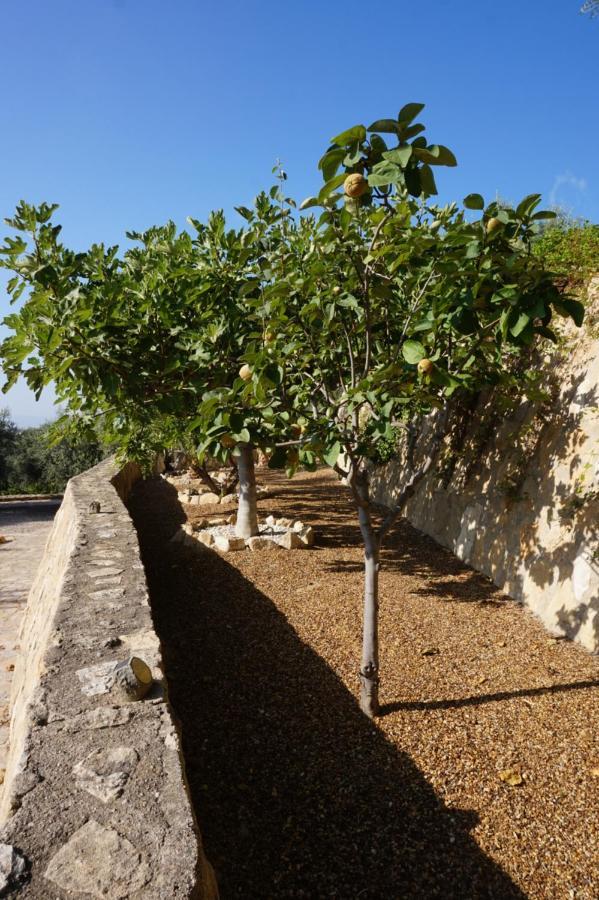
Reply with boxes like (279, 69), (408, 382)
(358, 503), (380, 718)
(235, 443), (259, 539)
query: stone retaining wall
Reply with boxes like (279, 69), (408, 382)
(0, 458), (217, 898)
(371, 278), (599, 654)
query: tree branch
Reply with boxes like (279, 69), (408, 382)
(377, 407), (449, 540)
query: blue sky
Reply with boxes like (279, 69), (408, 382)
(1, 0), (597, 425)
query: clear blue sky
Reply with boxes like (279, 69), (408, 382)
(1, 0), (597, 425)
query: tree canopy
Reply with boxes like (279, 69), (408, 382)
(0, 103), (585, 714)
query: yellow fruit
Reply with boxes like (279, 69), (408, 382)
(485, 217), (502, 235)
(417, 358), (434, 376)
(332, 286), (341, 295)
(239, 364), (252, 381)
(344, 173), (368, 199)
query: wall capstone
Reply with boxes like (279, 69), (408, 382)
(0, 458), (218, 898)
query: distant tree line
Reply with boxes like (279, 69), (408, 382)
(0, 409), (107, 494)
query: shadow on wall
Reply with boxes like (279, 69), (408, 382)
(129, 477), (525, 899)
(371, 287), (599, 653)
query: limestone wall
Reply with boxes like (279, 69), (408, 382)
(371, 277), (599, 654)
(0, 458), (217, 898)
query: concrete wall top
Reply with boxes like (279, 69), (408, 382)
(0, 458), (217, 899)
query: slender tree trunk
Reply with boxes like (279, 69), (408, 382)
(358, 505), (380, 717)
(351, 470), (381, 718)
(235, 442), (259, 539)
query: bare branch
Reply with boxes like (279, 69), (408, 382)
(377, 407), (450, 540)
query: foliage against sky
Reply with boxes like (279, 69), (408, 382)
(1, 0), (597, 424)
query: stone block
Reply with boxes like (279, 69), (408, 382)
(276, 530), (304, 550)
(219, 493), (238, 507)
(296, 525), (315, 547)
(73, 747), (139, 802)
(214, 535), (246, 552)
(0, 844), (27, 895)
(199, 492), (220, 506)
(197, 531), (215, 548)
(246, 536), (282, 552)
(45, 820), (150, 898)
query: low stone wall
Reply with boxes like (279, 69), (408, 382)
(371, 278), (599, 654)
(0, 458), (217, 898)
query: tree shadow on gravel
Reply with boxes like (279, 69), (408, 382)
(380, 678), (599, 715)
(129, 477), (525, 900)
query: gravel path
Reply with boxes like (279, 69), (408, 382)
(0, 500), (59, 771)
(129, 470), (599, 900)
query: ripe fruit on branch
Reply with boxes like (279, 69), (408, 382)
(264, 330), (276, 344)
(220, 434), (236, 449)
(239, 364), (252, 381)
(485, 217), (502, 235)
(332, 286), (341, 295)
(417, 358), (434, 376)
(290, 423), (306, 438)
(344, 173), (368, 199)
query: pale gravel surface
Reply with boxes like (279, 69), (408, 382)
(0, 501), (58, 771)
(130, 470), (599, 899)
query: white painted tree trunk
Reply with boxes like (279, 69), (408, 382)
(358, 506), (380, 718)
(235, 443), (259, 539)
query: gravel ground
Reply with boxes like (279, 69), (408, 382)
(129, 470), (599, 900)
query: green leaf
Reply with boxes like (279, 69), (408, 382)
(383, 146), (413, 167)
(402, 123), (426, 140)
(463, 193), (485, 210)
(323, 441), (342, 467)
(343, 142), (363, 166)
(554, 298), (584, 327)
(516, 193), (541, 219)
(535, 325), (557, 342)
(367, 119), (400, 134)
(450, 308), (478, 335)
(429, 144), (457, 166)
(419, 164), (438, 196)
(318, 174), (347, 202)
(510, 312), (531, 337)
(299, 196), (319, 211)
(402, 339), (426, 364)
(367, 161), (402, 188)
(531, 210), (557, 221)
(500, 308), (514, 341)
(404, 168), (422, 197)
(330, 124), (366, 146)
(318, 147), (346, 181)
(398, 103), (425, 126)
(268, 446), (288, 469)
